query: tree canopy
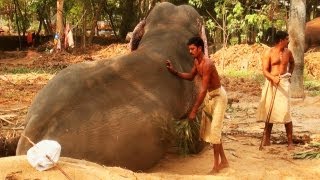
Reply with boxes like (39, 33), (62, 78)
(0, 0), (318, 46)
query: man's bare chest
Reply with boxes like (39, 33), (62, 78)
(196, 63), (204, 77)
(270, 51), (289, 65)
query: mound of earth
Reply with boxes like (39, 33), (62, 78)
(0, 156), (224, 179)
(211, 44), (320, 80)
(0, 44), (129, 71)
(210, 43), (269, 71)
(305, 51), (320, 80)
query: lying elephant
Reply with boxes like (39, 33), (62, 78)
(16, 2), (203, 171)
(305, 17), (320, 51)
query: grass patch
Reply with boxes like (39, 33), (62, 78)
(221, 69), (265, 84)
(304, 79), (320, 96)
(1, 67), (60, 75)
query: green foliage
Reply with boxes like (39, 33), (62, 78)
(192, 0), (290, 45)
(188, 0), (204, 8)
(200, 0), (246, 46)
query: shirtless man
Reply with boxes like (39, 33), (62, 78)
(166, 36), (228, 173)
(258, 31), (295, 150)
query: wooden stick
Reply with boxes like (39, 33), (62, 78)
(259, 85), (278, 150)
(21, 134), (72, 180)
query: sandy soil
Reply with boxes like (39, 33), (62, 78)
(0, 44), (319, 179)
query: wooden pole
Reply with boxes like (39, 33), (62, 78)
(259, 85), (278, 151)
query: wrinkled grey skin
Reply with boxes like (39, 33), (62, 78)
(16, 2), (201, 171)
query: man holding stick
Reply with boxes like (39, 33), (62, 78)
(257, 31), (295, 150)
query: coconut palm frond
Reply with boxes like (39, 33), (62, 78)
(293, 142), (320, 159)
(174, 116), (201, 155)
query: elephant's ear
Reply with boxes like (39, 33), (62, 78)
(129, 19), (146, 51)
(197, 18), (209, 57)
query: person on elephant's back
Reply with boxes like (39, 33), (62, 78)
(166, 36), (229, 174)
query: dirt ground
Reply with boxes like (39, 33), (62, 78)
(0, 44), (319, 179)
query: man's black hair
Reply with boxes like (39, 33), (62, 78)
(274, 31), (288, 44)
(187, 36), (204, 52)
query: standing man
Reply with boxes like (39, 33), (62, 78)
(166, 36), (229, 173)
(257, 31), (295, 150)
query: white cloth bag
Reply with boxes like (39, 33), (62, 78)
(26, 140), (61, 171)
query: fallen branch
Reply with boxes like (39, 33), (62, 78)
(21, 134), (72, 180)
(225, 135), (238, 141)
(0, 106), (27, 113)
(231, 152), (240, 158)
(280, 157), (298, 165)
(0, 117), (15, 125)
(2, 127), (24, 130)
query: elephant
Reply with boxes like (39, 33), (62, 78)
(16, 2), (203, 171)
(305, 17), (320, 51)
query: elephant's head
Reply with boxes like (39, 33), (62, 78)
(16, 2), (204, 171)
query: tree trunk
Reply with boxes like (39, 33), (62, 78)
(36, 0), (47, 35)
(13, 0), (22, 50)
(45, 5), (53, 35)
(106, 11), (118, 39)
(15, 0), (26, 37)
(88, 0), (104, 45)
(119, 0), (136, 40)
(82, 6), (86, 48)
(56, 0), (64, 37)
(8, 3), (15, 35)
(305, 1), (311, 21)
(288, 0), (306, 98)
(43, 18), (50, 35)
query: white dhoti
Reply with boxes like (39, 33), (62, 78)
(256, 75), (292, 124)
(200, 87), (227, 144)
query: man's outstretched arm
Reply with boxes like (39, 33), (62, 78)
(166, 60), (197, 81)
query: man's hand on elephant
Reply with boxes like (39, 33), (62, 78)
(166, 60), (173, 70)
(166, 60), (178, 75)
